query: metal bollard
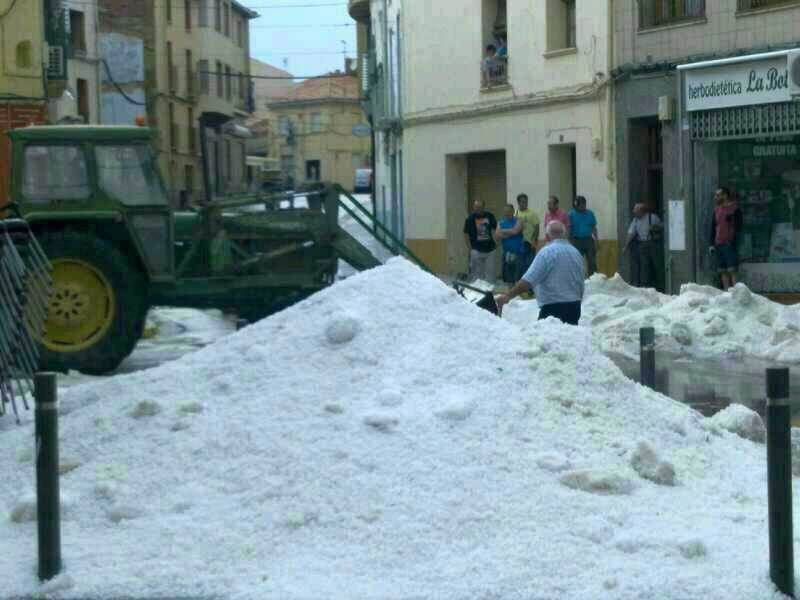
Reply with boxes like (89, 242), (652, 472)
(639, 327), (656, 390)
(767, 367), (794, 598)
(34, 373), (61, 582)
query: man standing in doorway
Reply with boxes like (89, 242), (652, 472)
(544, 196), (570, 242)
(624, 203), (662, 289)
(495, 221), (585, 325)
(463, 199), (498, 282)
(569, 195), (599, 276)
(515, 193), (540, 270)
(709, 186), (743, 291)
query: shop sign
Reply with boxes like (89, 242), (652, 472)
(684, 56), (790, 112)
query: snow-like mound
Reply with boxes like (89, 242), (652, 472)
(0, 259), (785, 599)
(506, 272), (800, 364)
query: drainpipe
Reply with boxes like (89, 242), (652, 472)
(93, 0), (101, 123)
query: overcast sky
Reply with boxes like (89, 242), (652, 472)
(240, 0), (358, 78)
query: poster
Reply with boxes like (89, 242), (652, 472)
(668, 200), (685, 251)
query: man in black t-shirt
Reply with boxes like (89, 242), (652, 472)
(463, 199), (498, 282)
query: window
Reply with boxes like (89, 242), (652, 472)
(185, 0), (191, 30)
(306, 160), (321, 181)
(237, 19), (244, 47)
(95, 145), (169, 206)
(77, 78), (89, 123)
(639, 0), (705, 29)
(167, 41), (175, 91)
(166, 0), (172, 23)
(215, 0), (222, 31)
(198, 0), (209, 26)
(225, 140), (232, 182)
(198, 59), (210, 93)
(545, 0), (577, 52)
(279, 116), (290, 135)
(186, 49), (194, 95)
(69, 10), (86, 54)
(184, 164), (194, 203)
(225, 65), (232, 100)
(188, 106), (195, 152)
(23, 146), (90, 202)
(310, 112), (322, 133)
(16, 41), (32, 69)
(216, 60), (223, 97)
(481, 0), (507, 87)
(224, 2), (230, 37)
(169, 103), (177, 150)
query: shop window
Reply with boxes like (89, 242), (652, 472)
(639, 0), (705, 29)
(15, 41), (32, 69)
(69, 10), (86, 55)
(546, 0), (576, 52)
(23, 146), (90, 202)
(481, 0), (507, 88)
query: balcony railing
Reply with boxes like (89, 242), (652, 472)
(482, 58), (508, 89)
(639, 0), (705, 29)
(738, 0), (800, 10)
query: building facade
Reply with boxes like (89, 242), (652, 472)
(349, 0), (405, 241)
(247, 59), (294, 162)
(99, 0), (256, 205)
(614, 0), (800, 295)
(268, 74), (371, 190)
(399, 0), (616, 275)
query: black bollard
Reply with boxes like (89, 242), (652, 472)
(767, 367), (794, 598)
(35, 372), (61, 581)
(639, 327), (656, 390)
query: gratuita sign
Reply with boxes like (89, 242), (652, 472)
(683, 56), (790, 112)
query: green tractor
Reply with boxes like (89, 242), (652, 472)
(4, 125), (416, 375)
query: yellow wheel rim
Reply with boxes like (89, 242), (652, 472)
(42, 259), (116, 352)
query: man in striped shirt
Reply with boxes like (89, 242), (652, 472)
(494, 220), (585, 325)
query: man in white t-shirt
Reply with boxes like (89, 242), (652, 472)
(624, 203), (662, 289)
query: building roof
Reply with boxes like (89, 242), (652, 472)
(269, 73), (361, 106)
(232, 1), (259, 19)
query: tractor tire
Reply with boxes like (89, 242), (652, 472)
(36, 232), (149, 375)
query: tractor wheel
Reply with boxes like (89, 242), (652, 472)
(36, 232), (149, 375)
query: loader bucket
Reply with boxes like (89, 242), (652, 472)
(0, 219), (52, 422)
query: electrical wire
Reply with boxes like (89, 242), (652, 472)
(0, 0), (20, 20)
(101, 58), (147, 106)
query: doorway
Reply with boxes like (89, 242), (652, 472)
(306, 160), (321, 182)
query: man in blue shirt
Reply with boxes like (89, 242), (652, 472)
(494, 203), (525, 284)
(494, 221), (585, 325)
(568, 195), (599, 276)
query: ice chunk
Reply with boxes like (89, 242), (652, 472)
(325, 317), (360, 345)
(708, 404), (765, 443)
(363, 412), (399, 432)
(630, 441), (676, 486)
(560, 470), (635, 495)
(535, 453), (572, 473)
(434, 398), (475, 421)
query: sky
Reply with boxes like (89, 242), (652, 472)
(239, 0), (358, 78)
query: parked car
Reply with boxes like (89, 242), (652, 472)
(354, 168), (373, 194)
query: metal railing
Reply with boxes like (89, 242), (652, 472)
(639, 0), (705, 29)
(0, 219), (52, 422)
(482, 58), (508, 88)
(738, 0), (800, 10)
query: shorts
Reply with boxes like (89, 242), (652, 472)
(716, 243), (738, 272)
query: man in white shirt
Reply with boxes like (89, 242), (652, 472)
(623, 203), (662, 289)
